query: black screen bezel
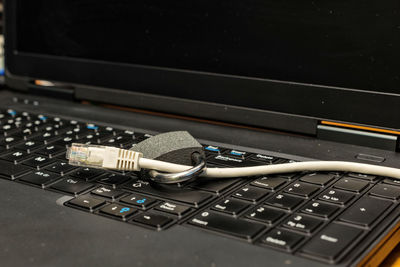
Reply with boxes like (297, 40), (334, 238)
(5, 0), (400, 131)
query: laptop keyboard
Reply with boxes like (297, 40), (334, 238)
(1, 108), (400, 264)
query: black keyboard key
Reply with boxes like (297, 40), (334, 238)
(91, 186), (125, 199)
(97, 126), (118, 135)
(120, 129), (137, 138)
(93, 131), (113, 142)
(102, 135), (133, 147)
(265, 194), (303, 211)
(19, 170), (60, 187)
(97, 173), (131, 187)
(0, 124), (19, 136)
(120, 193), (157, 209)
(15, 140), (44, 153)
(383, 178), (400, 186)
(211, 198), (249, 215)
(369, 184), (400, 200)
(245, 206), (285, 224)
(131, 212), (173, 230)
(0, 136), (23, 148)
(283, 214), (322, 233)
(50, 177), (95, 195)
(260, 229), (303, 251)
(338, 196), (392, 227)
(189, 211), (265, 241)
(71, 167), (104, 181)
(76, 134), (97, 145)
(20, 126), (35, 136)
(204, 145), (225, 155)
(124, 179), (213, 207)
(68, 195), (106, 211)
(78, 132), (111, 144)
(333, 177), (369, 193)
(300, 173), (336, 186)
(284, 182), (319, 197)
(34, 131), (59, 143)
(0, 159), (31, 179)
(318, 189), (355, 205)
(155, 202), (191, 217)
(301, 201), (339, 218)
(301, 223), (363, 261)
(99, 203), (136, 220)
(20, 127), (34, 137)
(22, 155), (55, 169)
(248, 153), (279, 164)
(225, 149), (248, 158)
(207, 154), (262, 167)
(54, 136), (76, 147)
(36, 145), (66, 158)
(251, 176), (286, 191)
(85, 123), (100, 131)
(60, 129), (77, 138)
(70, 127), (89, 138)
(0, 150), (32, 163)
(233, 186), (269, 202)
(45, 161), (77, 175)
(67, 120), (84, 128)
(36, 114), (49, 123)
(275, 173), (297, 179)
(348, 173), (377, 181)
(190, 177), (241, 194)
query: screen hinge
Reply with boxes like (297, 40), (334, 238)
(27, 80), (75, 100)
(317, 122), (400, 151)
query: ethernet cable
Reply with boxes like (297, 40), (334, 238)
(67, 143), (400, 181)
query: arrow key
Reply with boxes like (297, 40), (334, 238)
(99, 203), (136, 220)
(120, 193), (157, 209)
(131, 212), (173, 230)
(68, 195), (105, 211)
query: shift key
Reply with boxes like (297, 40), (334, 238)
(124, 179), (213, 207)
(189, 211), (265, 241)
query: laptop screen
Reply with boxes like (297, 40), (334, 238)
(17, 1), (400, 94)
(7, 0), (400, 131)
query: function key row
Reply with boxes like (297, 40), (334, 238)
(203, 145), (281, 165)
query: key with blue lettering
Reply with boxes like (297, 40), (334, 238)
(120, 193), (158, 210)
(86, 124), (99, 131)
(226, 149), (248, 159)
(99, 203), (136, 220)
(203, 145), (226, 156)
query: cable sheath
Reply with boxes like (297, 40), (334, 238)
(139, 158), (400, 179)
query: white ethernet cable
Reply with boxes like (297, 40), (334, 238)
(67, 143), (400, 180)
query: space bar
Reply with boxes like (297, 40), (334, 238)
(123, 180), (214, 207)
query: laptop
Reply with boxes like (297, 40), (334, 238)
(2, 1), (400, 266)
